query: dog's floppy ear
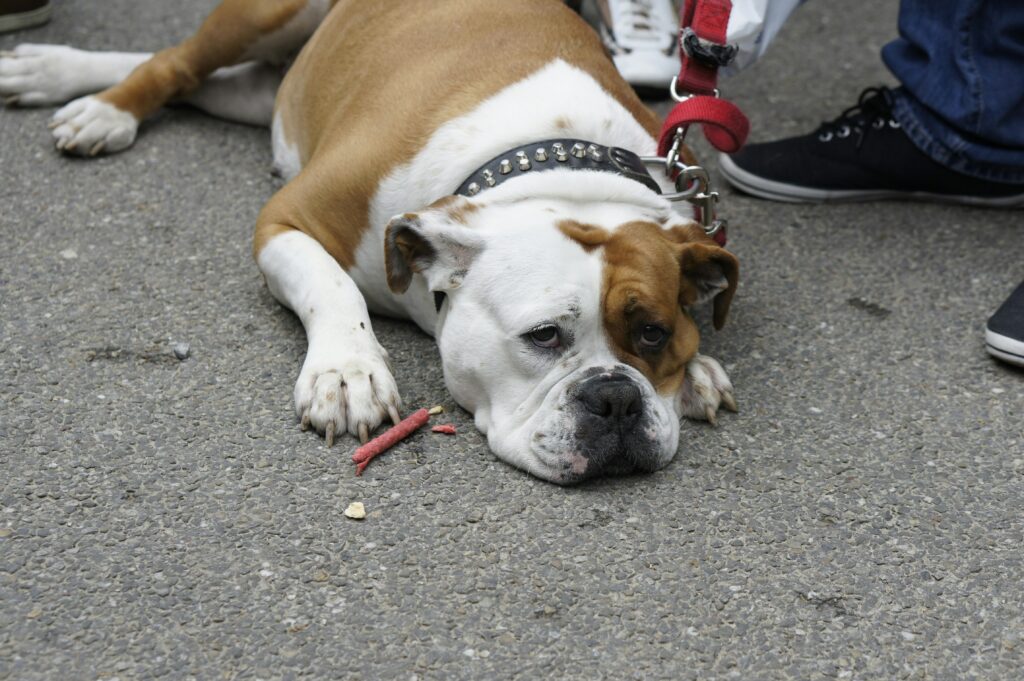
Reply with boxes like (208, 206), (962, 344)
(677, 241), (739, 330)
(384, 211), (485, 294)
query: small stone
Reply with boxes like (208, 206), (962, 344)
(428, 406), (444, 415)
(172, 342), (191, 360)
(312, 569), (329, 582)
(26, 608), (42, 619)
(0, 528), (11, 538)
(344, 502), (366, 520)
(59, 248), (78, 260)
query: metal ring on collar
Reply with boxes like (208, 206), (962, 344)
(639, 156), (707, 202)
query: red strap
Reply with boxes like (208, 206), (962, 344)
(658, 96), (749, 155)
(677, 0), (732, 96)
(657, 0), (749, 155)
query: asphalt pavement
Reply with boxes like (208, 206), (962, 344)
(2, 1), (1022, 679)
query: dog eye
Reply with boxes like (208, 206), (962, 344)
(638, 324), (669, 350)
(528, 325), (561, 349)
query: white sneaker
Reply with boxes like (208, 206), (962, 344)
(596, 0), (680, 90)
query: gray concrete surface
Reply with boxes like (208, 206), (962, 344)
(2, 1), (1023, 679)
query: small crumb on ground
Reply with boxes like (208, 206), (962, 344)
(344, 502), (366, 520)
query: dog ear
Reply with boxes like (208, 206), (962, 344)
(677, 241), (739, 330)
(384, 211), (484, 294)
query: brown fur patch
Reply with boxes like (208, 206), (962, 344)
(557, 220), (609, 253)
(600, 222), (738, 395)
(428, 195), (481, 226)
(601, 222), (699, 395)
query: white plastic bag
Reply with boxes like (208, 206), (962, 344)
(724, 0), (808, 74)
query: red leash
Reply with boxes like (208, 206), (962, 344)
(657, 0), (749, 157)
(646, 0), (748, 247)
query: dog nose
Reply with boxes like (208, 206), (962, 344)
(578, 374), (642, 421)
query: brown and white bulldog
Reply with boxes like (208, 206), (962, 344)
(0, 0), (739, 484)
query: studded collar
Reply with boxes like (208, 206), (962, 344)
(453, 139), (663, 198)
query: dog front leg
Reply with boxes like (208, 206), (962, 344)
(678, 354), (738, 426)
(256, 228), (402, 446)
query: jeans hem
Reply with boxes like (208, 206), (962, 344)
(890, 91), (1024, 185)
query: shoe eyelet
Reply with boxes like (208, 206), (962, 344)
(818, 131), (834, 142)
(889, 119), (901, 129)
(872, 118), (886, 129)
(836, 125), (851, 138)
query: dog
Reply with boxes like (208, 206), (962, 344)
(0, 0), (739, 484)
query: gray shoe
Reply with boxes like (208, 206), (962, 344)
(0, 0), (51, 34)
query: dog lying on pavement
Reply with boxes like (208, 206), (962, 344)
(0, 0), (739, 484)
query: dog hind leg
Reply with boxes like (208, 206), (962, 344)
(0, 45), (282, 127)
(0, 45), (149, 107)
(43, 0), (328, 156)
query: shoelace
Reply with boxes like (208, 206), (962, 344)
(817, 87), (902, 147)
(609, 0), (677, 47)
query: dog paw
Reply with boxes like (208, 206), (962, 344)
(294, 345), (402, 447)
(678, 354), (737, 426)
(0, 44), (93, 107)
(50, 95), (137, 156)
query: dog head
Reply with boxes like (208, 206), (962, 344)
(385, 172), (737, 484)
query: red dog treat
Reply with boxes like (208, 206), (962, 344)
(352, 408), (430, 475)
(431, 424), (456, 435)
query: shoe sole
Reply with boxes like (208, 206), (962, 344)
(986, 328), (1024, 368)
(719, 154), (1024, 208)
(0, 3), (51, 33)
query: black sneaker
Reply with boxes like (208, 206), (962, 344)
(986, 281), (1024, 368)
(718, 87), (1024, 207)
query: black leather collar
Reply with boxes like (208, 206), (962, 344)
(454, 139), (662, 198)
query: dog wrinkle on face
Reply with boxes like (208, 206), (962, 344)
(601, 221), (700, 396)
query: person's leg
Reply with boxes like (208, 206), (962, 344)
(718, 0), (1024, 206)
(883, 0), (1024, 184)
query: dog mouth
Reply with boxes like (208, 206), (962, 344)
(528, 391), (668, 485)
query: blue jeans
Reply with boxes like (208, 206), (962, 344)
(882, 0), (1024, 184)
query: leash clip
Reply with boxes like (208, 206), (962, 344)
(669, 77), (719, 104)
(641, 127), (727, 244)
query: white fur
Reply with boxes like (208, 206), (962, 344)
(185, 62), (282, 126)
(257, 230), (400, 439)
(678, 354), (735, 421)
(271, 113), (302, 181)
(50, 95), (138, 156)
(0, 44), (148, 106)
